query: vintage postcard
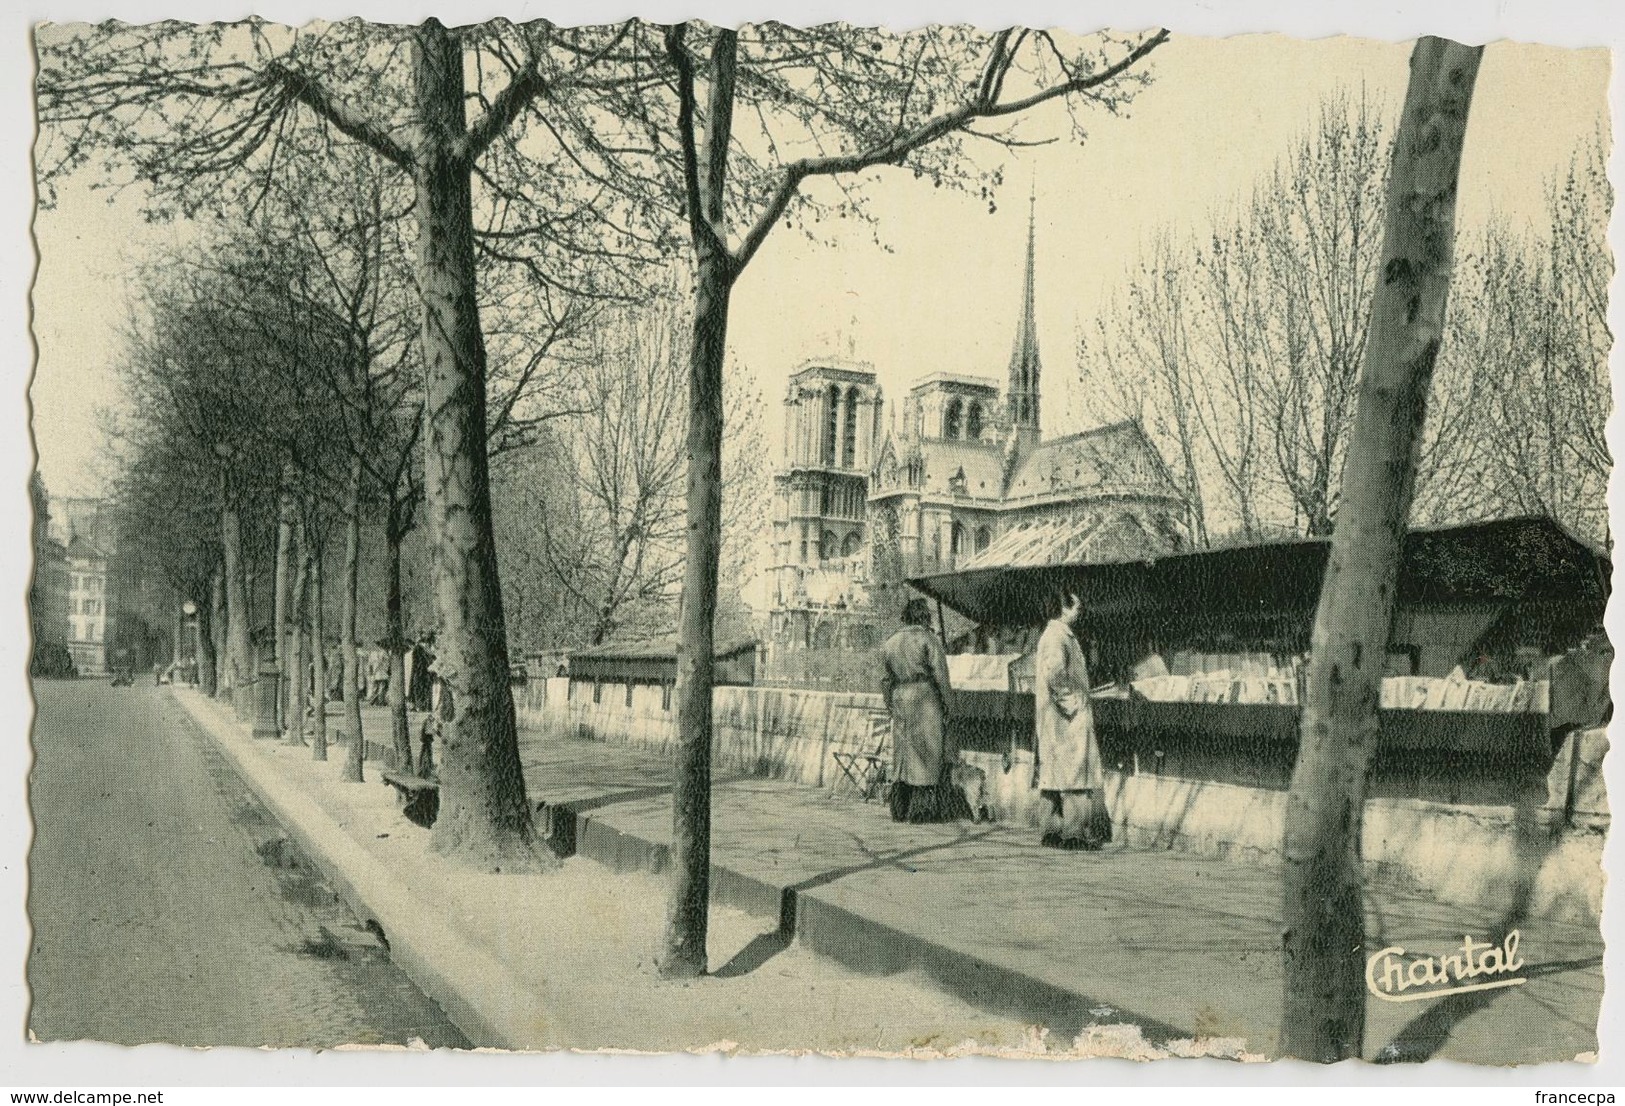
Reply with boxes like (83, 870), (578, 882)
(21, 6), (1614, 1076)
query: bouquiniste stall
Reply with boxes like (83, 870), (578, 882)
(907, 516), (1611, 803)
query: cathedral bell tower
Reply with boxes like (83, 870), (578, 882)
(769, 363), (883, 640)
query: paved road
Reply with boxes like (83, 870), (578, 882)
(27, 679), (469, 1049)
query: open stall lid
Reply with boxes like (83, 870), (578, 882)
(907, 516), (1610, 631)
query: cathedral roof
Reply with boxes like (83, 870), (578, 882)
(872, 418), (1183, 508)
(911, 440), (1006, 500)
(957, 508), (1182, 572)
(1003, 420), (1179, 502)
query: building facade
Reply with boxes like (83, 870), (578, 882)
(50, 496), (115, 675)
(769, 204), (1190, 650)
(29, 474), (71, 672)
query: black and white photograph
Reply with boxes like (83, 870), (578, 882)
(12, 0), (1619, 1086)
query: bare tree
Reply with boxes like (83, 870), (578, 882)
(1087, 99), (1609, 553)
(296, 495), (335, 761)
(108, 247), (323, 717)
(285, 512), (310, 746)
(37, 17), (662, 867)
(1280, 36), (1481, 1063)
(1080, 94), (1391, 543)
(1546, 138), (1613, 529)
(271, 463), (297, 734)
(103, 435), (224, 693)
(1417, 136), (1612, 545)
(496, 298), (767, 651)
(650, 20), (1169, 976)
(248, 154), (423, 778)
(1252, 97), (1390, 536)
(1081, 280), (1207, 547)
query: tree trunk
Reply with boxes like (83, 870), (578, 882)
(660, 263), (734, 977)
(286, 521), (308, 747)
(1280, 36), (1481, 1063)
(659, 27), (737, 978)
(338, 456), (363, 773)
(386, 644), (408, 775)
(222, 495), (253, 721)
(311, 536), (329, 762)
(385, 498), (412, 774)
(412, 19), (534, 866)
(272, 468), (295, 730)
(198, 574), (218, 697)
(209, 563), (226, 700)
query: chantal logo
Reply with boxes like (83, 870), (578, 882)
(1365, 932), (1527, 1002)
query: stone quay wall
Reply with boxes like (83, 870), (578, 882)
(516, 676), (1608, 924)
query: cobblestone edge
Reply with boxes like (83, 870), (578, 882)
(169, 688), (539, 1051)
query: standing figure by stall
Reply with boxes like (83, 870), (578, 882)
(879, 598), (956, 823)
(408, 631), (434, 713)
(1033, 590), (1110, 850)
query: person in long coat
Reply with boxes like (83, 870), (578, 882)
(409, 633), (434, 712)
(879, 598), (956, 823)
(1033, 590), (1108, 849)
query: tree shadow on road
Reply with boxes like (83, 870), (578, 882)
(1371, 952), (1602, 1063)
(712, 930), (792, 978)
(707, 824), (1007, 981)
(1371, 747), (1594, 1063)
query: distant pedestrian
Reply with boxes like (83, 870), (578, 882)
(367, 645), (391, 705)
(409, 633), (433, 713)
(326, 641), (344, 701)
(1032, 589), (1109, 851)
(878, 598), (956, 824)
(427, 640), (441, 715)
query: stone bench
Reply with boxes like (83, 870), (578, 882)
(381, 771), (439, 828)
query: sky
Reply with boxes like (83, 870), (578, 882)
(28, 32), (1611, 500)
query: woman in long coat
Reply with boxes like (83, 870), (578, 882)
(409, 633), (434, 712)
(1033, 590), (1108, 849)
(879, 598), (956, 823)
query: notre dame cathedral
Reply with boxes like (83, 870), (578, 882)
(769, 204), (1191, 651)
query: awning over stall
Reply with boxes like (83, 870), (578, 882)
(567, 638), (760, 685)
(908, 516), (1610, 631)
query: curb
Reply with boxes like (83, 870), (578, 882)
(170, 689), (541, 1050)
(544, 801), (1191, 1046)
(179, 686), (1191, 1047)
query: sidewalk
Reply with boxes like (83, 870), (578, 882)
(175, 692), (1065, 1055)
(194, 694), (1603, 1062)
(509, 724), (1603, 1065)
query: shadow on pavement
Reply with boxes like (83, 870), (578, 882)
(1374, 953), (1603, 1063)
(1373, 753), (1588, 1064)
(712, 930), (793, 978)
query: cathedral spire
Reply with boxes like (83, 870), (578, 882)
(1007, 185), (1041, 441)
